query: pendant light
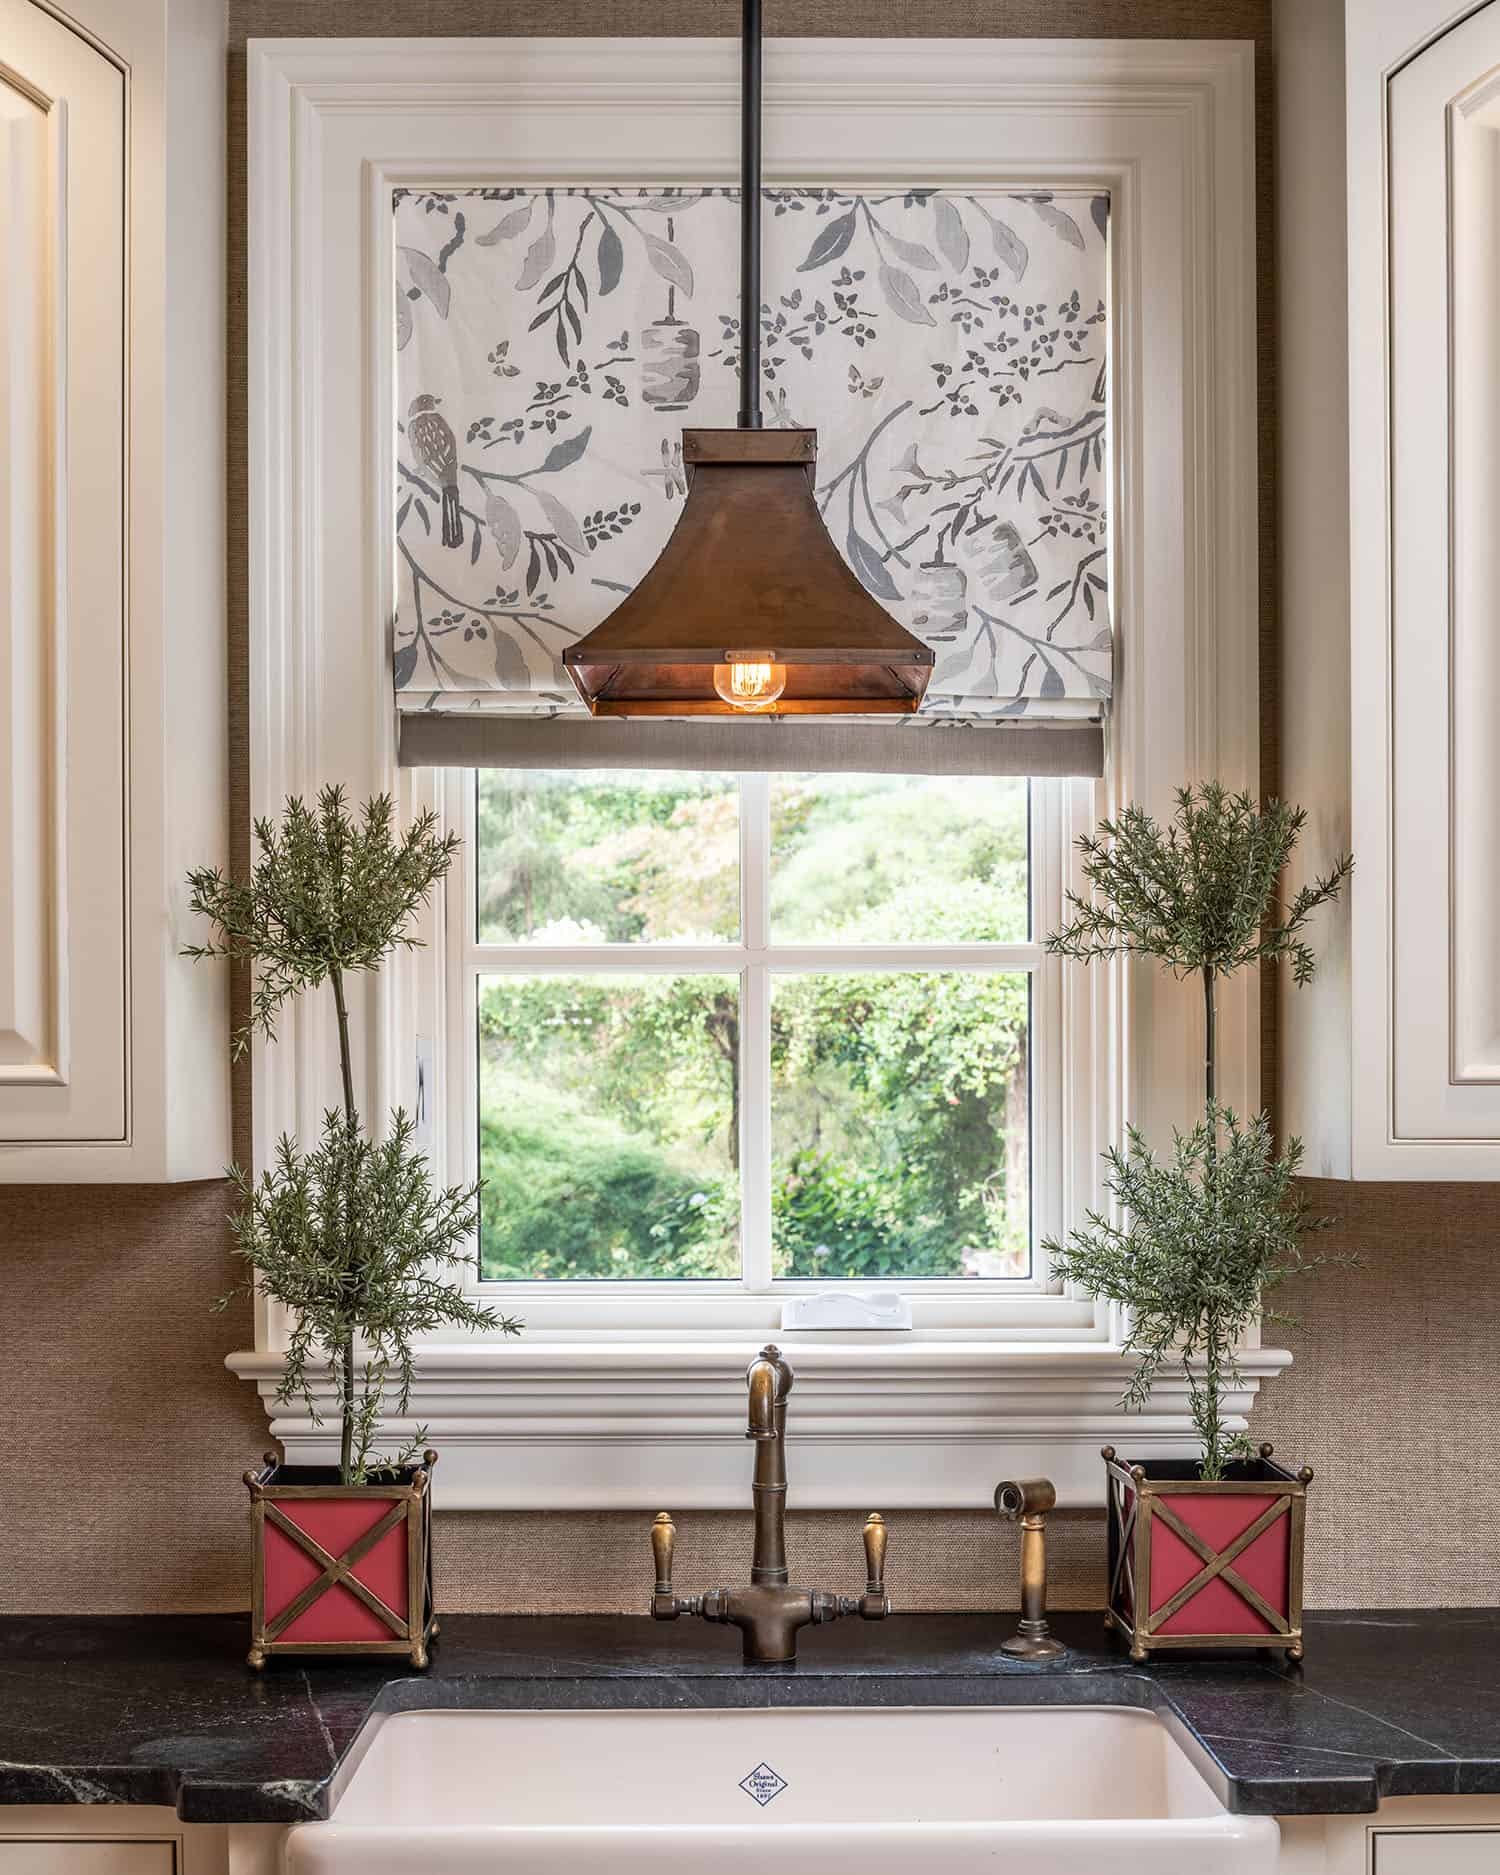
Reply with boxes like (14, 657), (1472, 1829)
(562, 0), (934, 718)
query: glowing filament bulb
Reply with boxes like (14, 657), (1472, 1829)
(713, 657), (787, 712)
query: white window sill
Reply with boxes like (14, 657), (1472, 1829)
(225, 1340), (1293, 1510)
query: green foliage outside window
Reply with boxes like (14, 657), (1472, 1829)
(476, 772), (1033, 1283)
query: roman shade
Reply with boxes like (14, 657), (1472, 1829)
(393, 186), (1111, 775)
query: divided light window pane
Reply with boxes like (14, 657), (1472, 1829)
(477, 972), (741, 1281)
(476, 771), (738, 944)
(770, 972), (1032, 1282)
(769, 774), (1030, 944)
(471, 771), (1035, 1286)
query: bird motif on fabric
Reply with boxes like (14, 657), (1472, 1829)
(407, 393), (463, 548)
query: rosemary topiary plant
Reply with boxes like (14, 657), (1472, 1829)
(187, 786), (518, 1483)
(1043, 784), (1353, 1480)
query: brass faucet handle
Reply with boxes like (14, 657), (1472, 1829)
(863, 1511), (888, 1593)
(651, 1511), (701, 1620)
(857, 1511), (891, 1619)
(652, 1511), (676, 1594)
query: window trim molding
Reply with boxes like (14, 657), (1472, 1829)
(237, 33), (1265, 1508)
(227, 1341), (1291, 1510)
(445, 768), (1074, 1328)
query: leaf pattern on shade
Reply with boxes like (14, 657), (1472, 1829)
(983, 210), (1029, 281)
(798, 208), (857, 272)
(478, 200), (533, 246)
(846, 524), (903, 601)
(400, 246), (450, 319)
(933, 198), (970, 274)
(1019, 193), (1086, 251)
(878, 263), (937, 326)
(597, 223), (624, 296)
(640, 230), (694, 296)
(516, 224), (557, 292)
(485, 492), (522, 567)
(393, 186), (1111, 723)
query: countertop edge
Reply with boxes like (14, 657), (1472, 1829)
(2, 1612), (1496, 1826)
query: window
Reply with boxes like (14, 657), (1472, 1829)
(241, 37), (1264, 1504)
(446, 766), (1066, 1317)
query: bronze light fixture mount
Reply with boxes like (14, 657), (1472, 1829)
(562, 0), (934, 720)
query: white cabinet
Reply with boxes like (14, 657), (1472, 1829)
(0, 1844), (176, 1873)
(0, 1809), (227, 1873)
(0, 0), (228, 1181)
(1340, 0), (1500, 1176)
(1311, 1799), (1500, 1873)
(3, 1797), (1499, 1871)
(1371, 1830), (1500, 1873)
(0, 0), (126, 1147)
(1286, 0), (1500, 1177)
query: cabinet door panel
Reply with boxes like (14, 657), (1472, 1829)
(0, 1844), (175, 1874)
(1374, 1829), (1500, 1873)
(1378, 0), (1500, 1167)
(0, 0), (127, 1143)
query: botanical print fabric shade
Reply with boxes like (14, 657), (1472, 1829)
(393, 187), (1111, 726)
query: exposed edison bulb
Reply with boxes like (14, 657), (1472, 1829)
(712, 657), (787, 712)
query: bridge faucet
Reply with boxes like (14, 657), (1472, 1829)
(650, 1343), (892, 1664)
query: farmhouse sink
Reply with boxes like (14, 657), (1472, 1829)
(282, 1705), (1279, 1872)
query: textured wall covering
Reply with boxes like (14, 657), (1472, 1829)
(1253, 1182), (1500, 1607)
(0, 1185), (262, 1612)
(434, 1509), (1107, 1615)
(6, 0), (1494, 1619)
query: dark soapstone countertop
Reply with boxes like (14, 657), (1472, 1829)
(0, 1610), (1497, 1824)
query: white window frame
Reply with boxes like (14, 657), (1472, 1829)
(231, 35), (1282, 1508)
(443, 768), (1076, 1337)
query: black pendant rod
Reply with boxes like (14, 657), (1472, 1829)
(738, 0), (763, 430)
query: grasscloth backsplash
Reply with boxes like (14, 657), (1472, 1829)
(4, 1172), (1498, 1612)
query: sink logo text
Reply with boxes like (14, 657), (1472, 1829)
(739, 1763), (788, 1807)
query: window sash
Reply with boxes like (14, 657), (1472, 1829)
(446, 769), (1068, 1308)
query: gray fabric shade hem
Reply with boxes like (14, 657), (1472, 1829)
(398, 712), (1104, 778)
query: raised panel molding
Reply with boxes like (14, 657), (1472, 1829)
(0, 72), (65, 1090)
(0, 0), (126, 1146)
(1445, 66), (1500, 1087)
(1348, 0), (1500, 1174)
(0, 1806), (228, 1874)
(0, 0), (230, 1179)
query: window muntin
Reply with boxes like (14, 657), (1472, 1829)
(464, 769), (1047, 1291)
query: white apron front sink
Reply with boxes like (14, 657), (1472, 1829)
(283, 1705), (1279, 1873)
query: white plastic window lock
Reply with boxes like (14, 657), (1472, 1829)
(779, 1291), (913, 1332)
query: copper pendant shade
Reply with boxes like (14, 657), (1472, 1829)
(562, 2), (934, 719)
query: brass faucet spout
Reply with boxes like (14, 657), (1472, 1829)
(745, 1344), (788, 1438)
(747, 1345), (790, 1585)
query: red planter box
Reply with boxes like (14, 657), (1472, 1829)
(244, 1452), (437, 1670)
(1103, 1444), (1310, 1661)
